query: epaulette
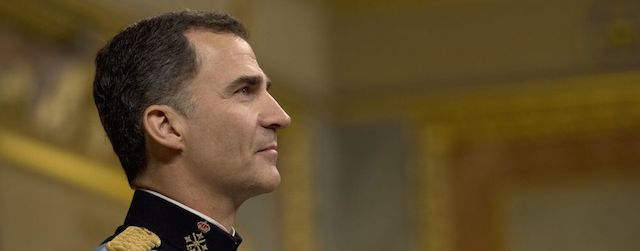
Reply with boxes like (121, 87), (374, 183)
(105, 226), (161, 251)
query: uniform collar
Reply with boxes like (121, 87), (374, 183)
(140, 189), (235, 235)
(122, 190), (242, 250)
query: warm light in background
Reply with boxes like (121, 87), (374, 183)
(1, 0), (639, 251)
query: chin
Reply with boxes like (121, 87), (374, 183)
(258, 168), (281, 193)
(242, 165), (280, 197)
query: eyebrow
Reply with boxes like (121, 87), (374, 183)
(226, 75), (272, 93)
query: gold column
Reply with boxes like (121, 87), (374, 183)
(418, 125), (454, 251)
(279, 117), (314, 251)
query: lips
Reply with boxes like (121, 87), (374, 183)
(257, 143), (278, 153)
(257, 143), (278, 162)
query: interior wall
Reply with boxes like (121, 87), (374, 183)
(447, 129), (640, 251)
(0, 163), (127, 250)
(316, 120), (415, 251)
(504, 181), (640, 251)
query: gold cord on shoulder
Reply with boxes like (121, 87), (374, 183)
(106, 226), (161, 251)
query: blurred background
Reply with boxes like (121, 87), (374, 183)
(1, 0), (640, 250)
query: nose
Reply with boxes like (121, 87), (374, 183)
(259, 92), (291, 130)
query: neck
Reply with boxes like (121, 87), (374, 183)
(134, 164), (241, 233)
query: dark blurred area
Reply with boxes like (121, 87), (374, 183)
(0, 0), (639, 250)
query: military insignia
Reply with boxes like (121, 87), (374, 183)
(197, 221), (211, 233)
(106, 226), (161, 251)
(185, 232), (208, 251)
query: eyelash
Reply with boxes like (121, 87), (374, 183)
(235, 83), (270, 96)
(237, 86), (256, 95)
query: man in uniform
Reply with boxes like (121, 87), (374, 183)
(92, 10), (291, 251)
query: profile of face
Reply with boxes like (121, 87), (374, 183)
(181, 31), (291, 201)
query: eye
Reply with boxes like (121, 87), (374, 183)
(236, 85), (257, 96)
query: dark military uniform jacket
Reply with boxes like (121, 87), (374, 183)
(94, 190), (242, 251)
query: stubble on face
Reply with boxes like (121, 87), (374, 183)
(180, 30), (288, 203)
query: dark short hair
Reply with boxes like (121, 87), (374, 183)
(93, 10), (249, 184)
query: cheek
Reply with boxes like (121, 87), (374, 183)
(206, 110), (257, 153)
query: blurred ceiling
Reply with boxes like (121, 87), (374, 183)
(330, 0), (640, 94)
(1, 0), (639, 98)
(0, 0), (239, 42)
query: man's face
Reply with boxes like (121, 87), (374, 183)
(181, 31), (291, 201)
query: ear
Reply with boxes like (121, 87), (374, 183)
(142, 105), (186, 151)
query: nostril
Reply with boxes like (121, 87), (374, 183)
(265, 123), (282, 131)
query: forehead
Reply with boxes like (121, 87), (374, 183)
(185, 30), (257, 68)
(183, 30), (263, 89)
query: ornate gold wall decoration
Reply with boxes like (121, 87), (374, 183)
(340, 70), (640, 251)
